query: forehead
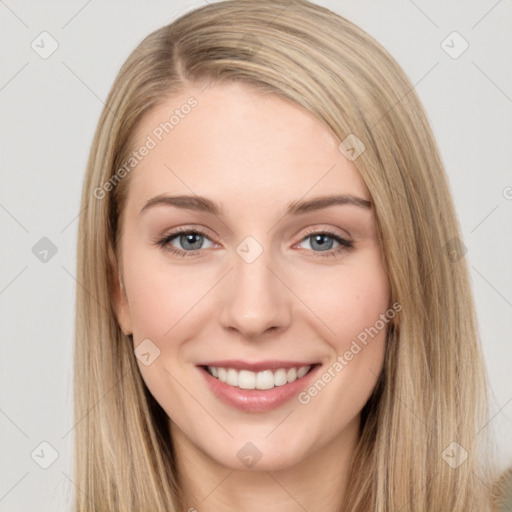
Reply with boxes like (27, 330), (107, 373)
(126, 81), (369, 210)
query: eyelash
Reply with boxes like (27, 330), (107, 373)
(155, 226), (354, 259)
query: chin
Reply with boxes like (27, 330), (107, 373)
(205, 434), (315, 472)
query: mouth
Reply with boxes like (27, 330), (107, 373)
(196, 360), (321, 412)
(201, 364), (315, 390)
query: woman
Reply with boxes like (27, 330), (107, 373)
(74, 1), (501, 510)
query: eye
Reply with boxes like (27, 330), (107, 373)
(155, 227), (354, 259)
(297, 229), (353, 258)
(156, 228), (215, 256)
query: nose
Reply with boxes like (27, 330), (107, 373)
(218, 249), (292, 339)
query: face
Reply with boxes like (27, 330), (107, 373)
(113, 81), (390, 472)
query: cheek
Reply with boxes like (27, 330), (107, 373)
(122, 244), (217, 340)
(290, 256), (390, 440)
(292, 253), (390, 349)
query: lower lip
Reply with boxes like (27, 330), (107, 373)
(198, 365), (321, 412)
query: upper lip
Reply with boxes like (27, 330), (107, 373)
(197, 360), (319, 372)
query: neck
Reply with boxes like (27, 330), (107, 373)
(171, 415), (360, 512)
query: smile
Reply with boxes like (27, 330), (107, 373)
(197, 360), (321, 412)
(206, 365), (312, 390)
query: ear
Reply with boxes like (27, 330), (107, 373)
(109, 246), (133, 336)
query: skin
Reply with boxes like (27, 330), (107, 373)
(112, 81), (390, 512)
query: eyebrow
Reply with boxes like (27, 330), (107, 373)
(140, 193), (372, 216)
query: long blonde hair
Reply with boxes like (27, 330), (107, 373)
(74, 1), (495, 510)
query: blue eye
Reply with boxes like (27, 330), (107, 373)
(302, 233), (336, 251)
(156, 228), (353, 259)
(298, 231), (353, 257)
(157, 229), (215, 255)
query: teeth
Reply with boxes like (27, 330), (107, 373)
(273, 368), (288, 386)
(226, 368), (238, 387)
(297, 366), (309, 378)
(286, 367), (297, 382)
(239, 370), (256, 390)
(256, 370), (274, 390)
(207, 365), (312, 390)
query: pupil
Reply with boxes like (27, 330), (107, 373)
(312, 234), (333, 251)
(182, 233), (202, 250)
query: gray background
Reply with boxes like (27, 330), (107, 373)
(1, 0), (511, 510)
